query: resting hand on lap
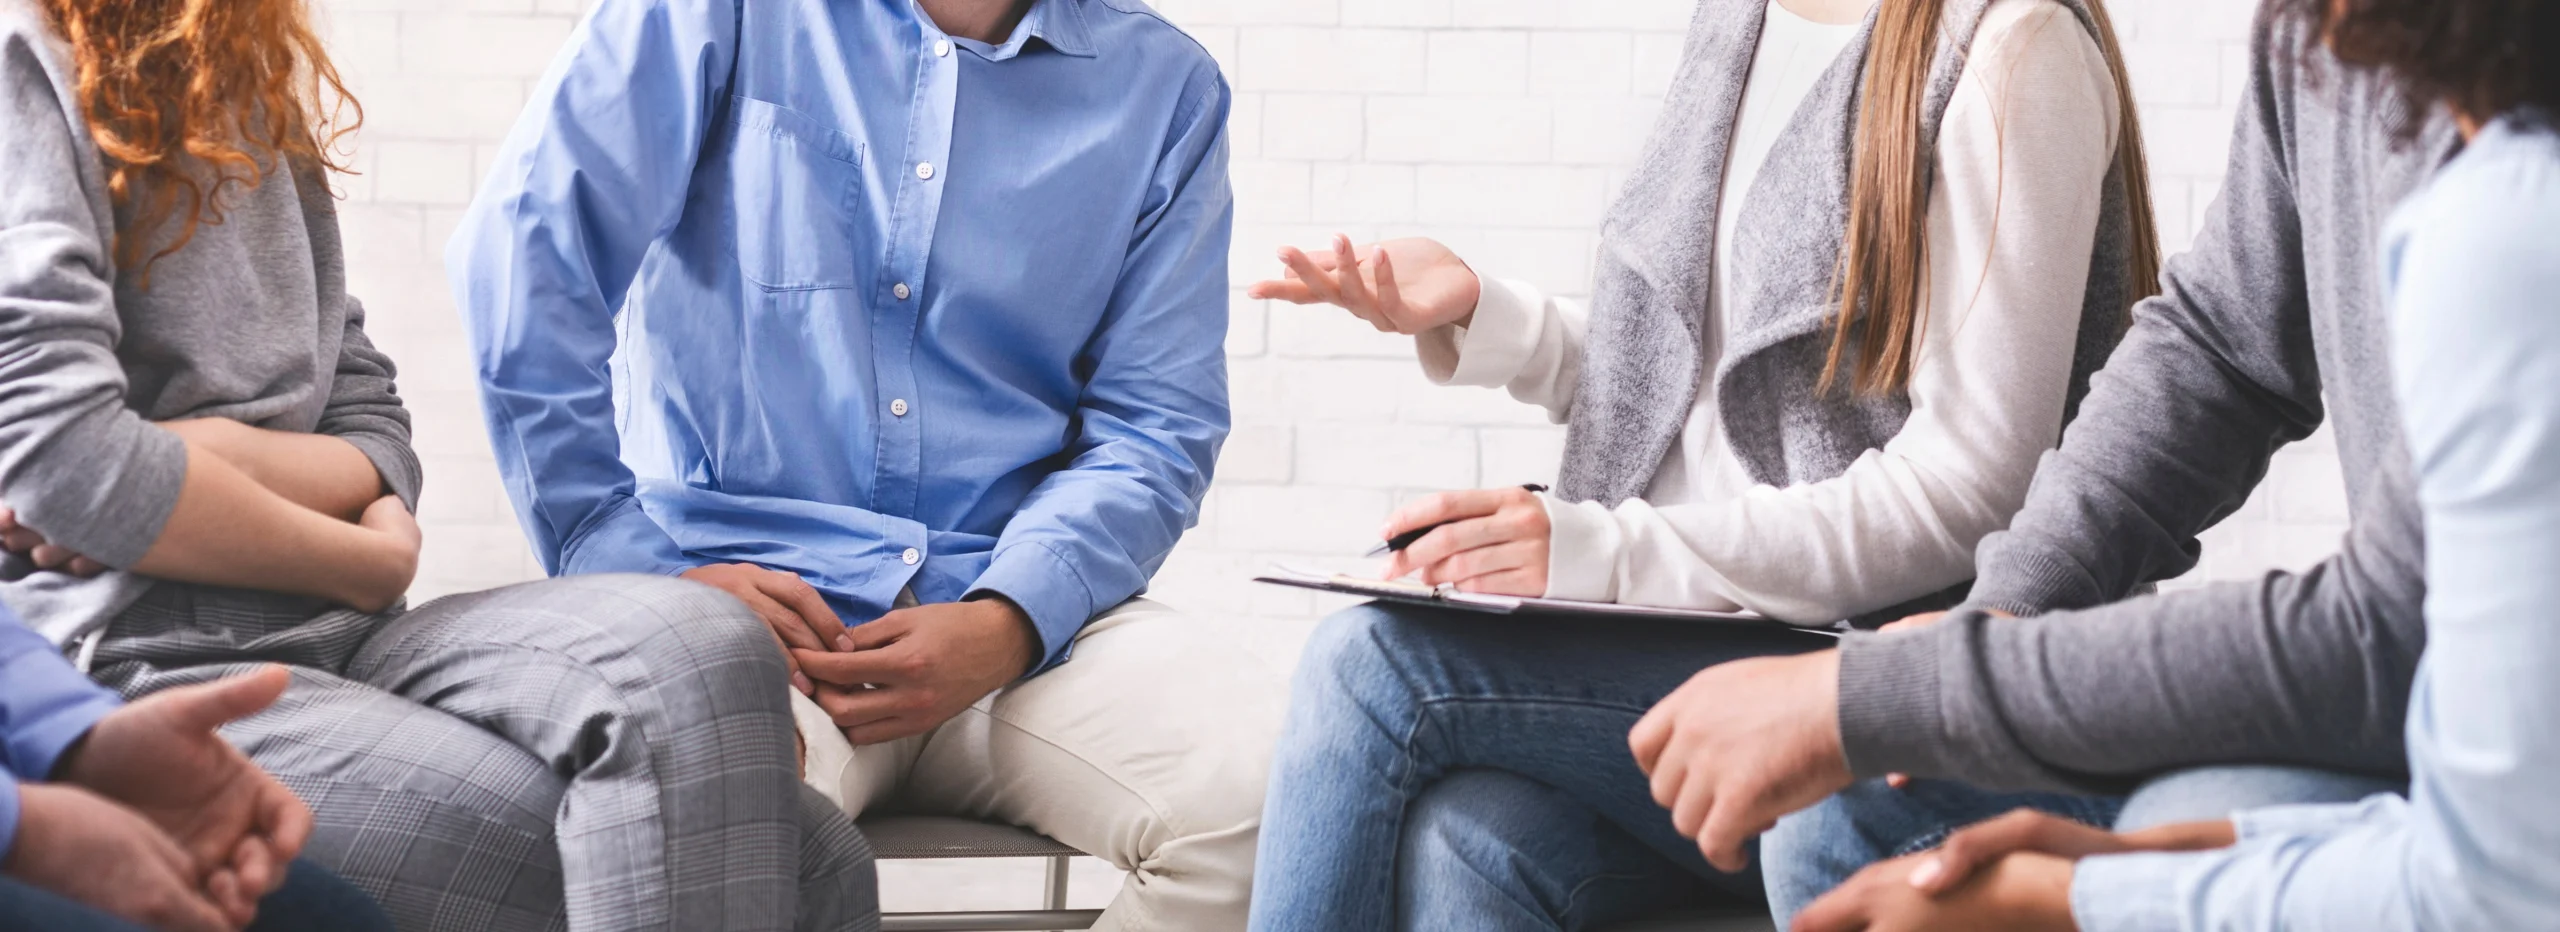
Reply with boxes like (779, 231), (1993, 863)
(1628, 650), (1850, 871)
(1795, 809), (2236, 931)
(4, 785), (236, 932)
(54, 665), (312, 927)
(795, 596), (1040, 746)
(682, 563), (846, 697)
(1792, 847), (2079, 932)
(1248, 235), (1481, 334)
(1380, 486), (1551, 595)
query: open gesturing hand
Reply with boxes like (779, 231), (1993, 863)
(1249, 235), (1482, 335)
(1628, 649), (1852, 871)
(54, 665), (312, 927)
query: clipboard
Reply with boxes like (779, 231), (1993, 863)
(1253, 566), (1844, 635)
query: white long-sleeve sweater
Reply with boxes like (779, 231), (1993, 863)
(1417, 0), (2122, 621)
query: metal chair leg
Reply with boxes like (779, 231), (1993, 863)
(1043, 855), (1070, 929)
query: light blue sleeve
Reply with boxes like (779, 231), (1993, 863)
(446, 0), (738, 577)
(964, 71), (1234, 672)
(0, 616), (122, 861)
(2070, 124), (2560, 932)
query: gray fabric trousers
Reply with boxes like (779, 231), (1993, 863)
(88, 574), (877, 932)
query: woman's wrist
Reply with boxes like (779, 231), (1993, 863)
(304, 511), (415, 612)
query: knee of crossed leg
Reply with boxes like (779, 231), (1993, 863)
(581, 573), (794, 705)
(1291, 603), (1430, 711)
(1396, 770), (1557, 899)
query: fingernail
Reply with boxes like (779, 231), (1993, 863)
(836, 633), (854, 651)
(1908, 856), (1943, 889)
(792, 672), (814, 694)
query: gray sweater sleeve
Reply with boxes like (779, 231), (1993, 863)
(320, 297), (423, 511)
(1833, 9), (2428, 791)
(0, 28), (188, 569)
(298, 170), (422, 511)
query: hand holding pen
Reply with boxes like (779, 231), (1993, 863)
(1372, 484), (1552, 596)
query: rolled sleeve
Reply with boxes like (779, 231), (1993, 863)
(336, 431), (423, 512)
(968, 542), (1097, 675)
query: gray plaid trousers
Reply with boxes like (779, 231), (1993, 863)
(91, 575), (878, 932)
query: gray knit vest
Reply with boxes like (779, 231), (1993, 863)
(1557, 0), (2138, 620)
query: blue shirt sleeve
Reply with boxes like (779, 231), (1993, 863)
(446, 0), (742, 577)
(2069, 116), (2560, 932)
(0, 617), (122, 861)
(965, 69), (1234, 672)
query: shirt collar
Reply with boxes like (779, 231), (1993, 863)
(928, 0), (1098, 61)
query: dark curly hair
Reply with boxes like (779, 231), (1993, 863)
(2278, 0), (2560, 137)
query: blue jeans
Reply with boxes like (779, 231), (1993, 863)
(0, 860), (391, 932)
(1248, 602), (1837, 932)
(1760, 765), (2409, 927)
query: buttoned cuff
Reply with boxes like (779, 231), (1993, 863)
(558, 496), (690, 578)
(2070, 851), (2197, 932)
(1418, 276), (1542, 388)
(0, 644), (120, 780)
(968, 543), (1097, 676)
(1541, 495), (1622, 601)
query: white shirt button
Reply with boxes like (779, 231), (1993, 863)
(901, 548), (921, 566)
(890, 399), (910, 417)
(915, 161), (935, 181)
(893, 282), (912, 300)
(934, 39), (952, 57)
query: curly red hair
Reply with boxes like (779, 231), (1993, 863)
(37, 0), (360, 278)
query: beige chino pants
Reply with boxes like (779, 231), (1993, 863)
(790, 598), (1285, 932)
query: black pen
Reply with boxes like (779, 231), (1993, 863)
(1366, 484), (1550, 557)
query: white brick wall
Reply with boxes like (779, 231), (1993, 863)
(323, 0), (2342, 665)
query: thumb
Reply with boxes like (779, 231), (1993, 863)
(155, 665), (292, 734)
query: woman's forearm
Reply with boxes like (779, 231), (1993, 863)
(127, 438), (415, 611)
(161, 419), (385, 521)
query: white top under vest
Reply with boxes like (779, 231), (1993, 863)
(1415, 0), (2123, 621)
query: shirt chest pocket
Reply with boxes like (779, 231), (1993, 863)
(720, 96), (868, 292)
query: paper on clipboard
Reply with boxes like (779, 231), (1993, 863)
(1252, 566), (1843, 635)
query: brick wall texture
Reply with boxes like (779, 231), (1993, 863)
(325, 0), (2342, 666)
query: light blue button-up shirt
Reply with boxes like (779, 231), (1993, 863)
(2070, 111), (2560, 931)
(0, 609), (122, 860)
(449, 0), (1232, 669)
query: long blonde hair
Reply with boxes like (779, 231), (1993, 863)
(1820, 0), (2160, 396)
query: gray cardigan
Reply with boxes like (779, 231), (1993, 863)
(1563, 0), (2137, 623)
(0, 0), (419, 646)
(1837, 4), (2454, 791)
